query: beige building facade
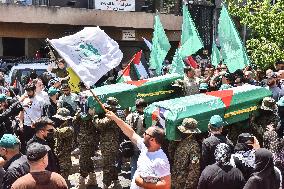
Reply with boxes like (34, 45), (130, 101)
(0, 4), (182, 63)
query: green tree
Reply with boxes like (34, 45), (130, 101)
(226, 0), (284, 70)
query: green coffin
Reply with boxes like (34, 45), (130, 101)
(87, 74), (182, 113)
(144, 85), (272, 140)
(134, 74), (182, 102)
(87, 83), (137, 113)
(223, 85), (272, 124)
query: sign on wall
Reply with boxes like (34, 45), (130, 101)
(95, 0), (135, 11)
(122, 30), (136, 41)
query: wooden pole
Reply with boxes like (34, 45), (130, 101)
(88, 87), (108, 113)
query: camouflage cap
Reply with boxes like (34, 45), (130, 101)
(104, 97), (121, 109)
(261, 97), (277, 112)
(177, 118), (201, 134)
(53, 108), (73, 120)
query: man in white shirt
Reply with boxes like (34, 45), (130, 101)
(19, 83), (45, 150)
(106, 111), (171, 189)
(33, 78), (49, 104)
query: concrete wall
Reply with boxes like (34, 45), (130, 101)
(0, 22), (181, 41)
(0, 4), (182, 30)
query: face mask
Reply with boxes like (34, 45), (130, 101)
(44, 132), (54, 140)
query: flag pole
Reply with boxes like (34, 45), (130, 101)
(87, 87), (108, 113)
(46, 39), (108, 113)
(116, 52), (137, 82)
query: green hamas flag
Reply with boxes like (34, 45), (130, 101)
(169, 48), (184, 74)
(149, 15), (171, 76)
(218, 4), (250, 72)
(211, 41), (221, 66)
(180, 5), (204, 58)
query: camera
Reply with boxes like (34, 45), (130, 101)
(237, 133), (254, 144)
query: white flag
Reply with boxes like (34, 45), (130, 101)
(49, 27), (123, 87)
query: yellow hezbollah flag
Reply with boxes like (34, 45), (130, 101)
(67, 67), (80, 93)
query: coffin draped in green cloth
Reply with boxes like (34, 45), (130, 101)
(87, 74), (182, 113)
(87, 83), (137, 113)
(144, 94), (225, 140)
(222, 84), (272, 124)
(144, 84), (272, 140)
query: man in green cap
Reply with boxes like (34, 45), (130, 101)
(172, 118), (201, 189)
(43, 87), (60, 121)
(0, 134), (29, 189)
(201, 115), (233, 171)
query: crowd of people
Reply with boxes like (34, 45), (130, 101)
(0, 55), (282, 189)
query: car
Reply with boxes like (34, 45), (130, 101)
(6, 63), (49, 94)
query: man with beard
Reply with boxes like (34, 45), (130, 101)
(0, 94), (23, 137)
(27, 117), (60, 173)
(106, 111), (171, 189)
(58, 84), (78, 117)
(19, 83), (45, 147)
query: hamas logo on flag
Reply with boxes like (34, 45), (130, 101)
(77, 43), (102, 65)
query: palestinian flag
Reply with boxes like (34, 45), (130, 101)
(117, 50), (149, 83)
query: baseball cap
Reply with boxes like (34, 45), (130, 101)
(209, 115), (225, 128)
(48, 87), (60, 96)
(0, 134), (20, 148)
(277, 96), (284, 107)
(0, 94), (11, 102)
(199, 83), (209, 90)
(26, 143), (48, 161)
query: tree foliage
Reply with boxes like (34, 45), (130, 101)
(226, 0), (284, 70)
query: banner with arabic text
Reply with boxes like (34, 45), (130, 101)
(95, 0), (135, 11)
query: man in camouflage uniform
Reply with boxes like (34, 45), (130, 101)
(95, 97), (122, 189)
(172, 118), (201, 189)
(126, 98), (147, 179)
(58, 83), (78, 116)
(250, 97), (279, 145)
(173, 66), (200, 96)
(52, 108), (74, 186)
(75, 90), (99, 189)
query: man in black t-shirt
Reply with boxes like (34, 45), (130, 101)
(201, 115), (234, 171)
